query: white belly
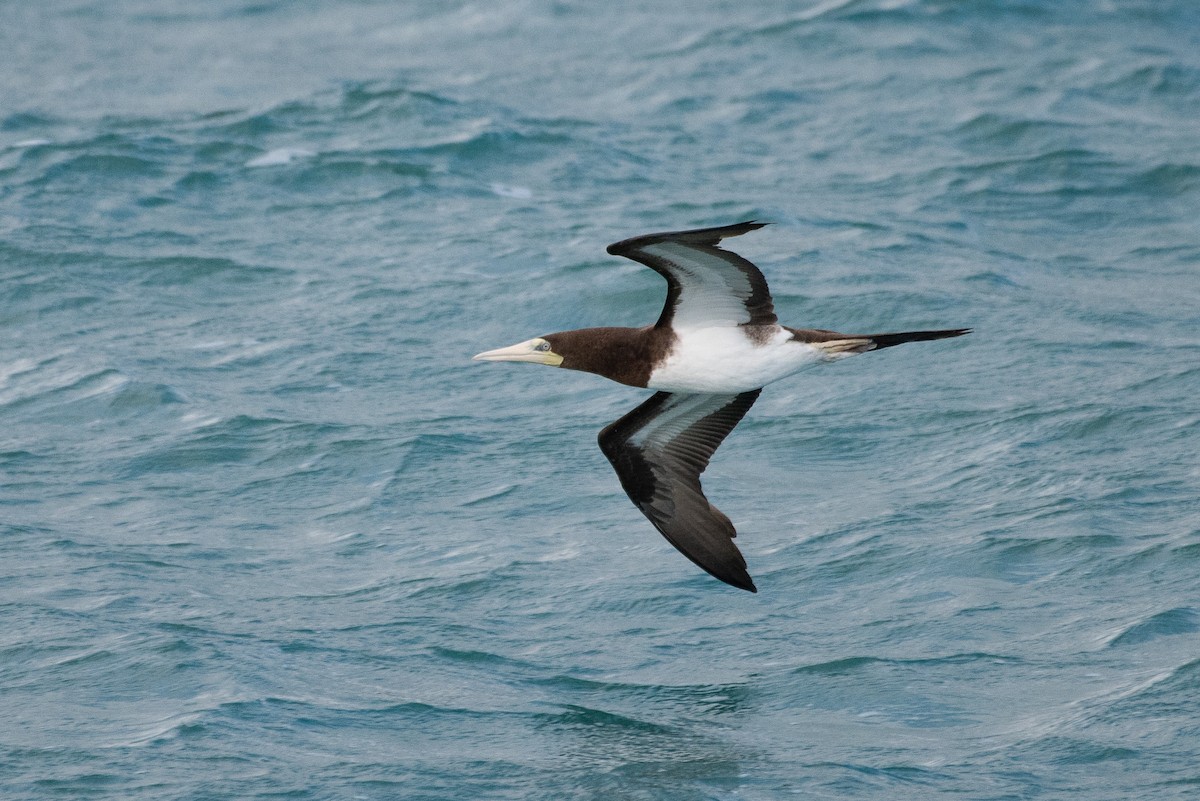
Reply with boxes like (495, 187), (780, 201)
(647, 326), (826, 393)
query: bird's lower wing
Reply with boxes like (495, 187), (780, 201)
(597, 390), (762, 592)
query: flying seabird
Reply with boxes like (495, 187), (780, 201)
(474, 221), (968, 592)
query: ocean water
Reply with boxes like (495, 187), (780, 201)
(2, 1), (1199, 798)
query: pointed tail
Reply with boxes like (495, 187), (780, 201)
(867, 328), (971, 350)
(787, 326), (971, 355)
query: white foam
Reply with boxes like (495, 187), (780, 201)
(246, 147), (315, 167)
(489, 183), (533, 199)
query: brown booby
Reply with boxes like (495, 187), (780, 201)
(474, 221), (968, 592)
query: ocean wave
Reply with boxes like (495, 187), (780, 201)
(1106, 608), (1200, 648)
(789, 652), (1017, 675)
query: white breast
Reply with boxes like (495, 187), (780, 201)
(647, 326), (826, 393)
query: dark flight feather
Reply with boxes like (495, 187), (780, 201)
(598, 389), (763, 592)
(606, 221), (777, 330)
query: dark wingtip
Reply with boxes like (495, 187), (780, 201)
(606, 220), (771, 255)
(722, 569), (758, 593)
(726, 220), (769, 239)
(715, 220), (770, 238)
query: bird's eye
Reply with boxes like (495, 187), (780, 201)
(535, 341), (551, 352)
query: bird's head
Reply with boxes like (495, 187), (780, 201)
(472, 335), (564, 367)
(473, 328), (651, 388)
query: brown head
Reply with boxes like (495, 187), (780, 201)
(473, 326), (671, 389)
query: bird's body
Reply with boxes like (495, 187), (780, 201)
(649, 325), (827, 393)
(475, 221), (968, 592)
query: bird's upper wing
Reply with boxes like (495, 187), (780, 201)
(597, 389), (762, 592)
(605, 221), (777, 330)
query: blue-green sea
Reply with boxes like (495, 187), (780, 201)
(3, 1), (1199, 799)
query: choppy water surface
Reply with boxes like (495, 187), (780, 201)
(2, 1), (1198, 799)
